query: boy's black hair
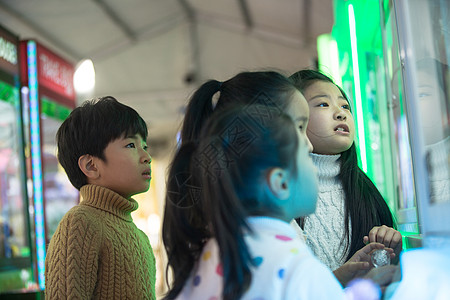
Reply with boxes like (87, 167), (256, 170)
(289, 69), (395, 261)
(56, 96), (148, 190)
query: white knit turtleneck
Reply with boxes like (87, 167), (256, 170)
(426, 137), (450, 204)
(303, 153), (350, 271)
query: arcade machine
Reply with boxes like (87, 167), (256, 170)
(317, 0), (449, 248)
(20, 39), (79, 290)
(0, 25), (40, 295)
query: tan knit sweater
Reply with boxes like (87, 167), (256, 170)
(45, 184), (156, 299)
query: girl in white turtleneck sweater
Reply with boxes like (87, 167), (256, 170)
(290, 70), (403, 286)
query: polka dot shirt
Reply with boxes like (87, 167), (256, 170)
(176, 216), (346, 300)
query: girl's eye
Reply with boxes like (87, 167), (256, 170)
(143, 145), (149, 151)
(342, 104), (350, 110)
(126, 143), (136, 148)
(317, 103), (328, 107)
(298, 123), (308, 133)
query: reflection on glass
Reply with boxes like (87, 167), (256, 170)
(407, 0), (450, 205)
(390, 59), (416, 210)
(416, 59), (450, 204)
(381, 1), (420, 234)
(397, 115), (416, 207)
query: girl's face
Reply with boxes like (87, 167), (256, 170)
(286, 90), (313, 152)
(302, 81), (355, 155)
(280, 90), (317, 220)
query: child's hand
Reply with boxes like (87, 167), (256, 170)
(333, 242), (394, 286)
(363, 225), (402, 264)
(364, 265), (400, 294)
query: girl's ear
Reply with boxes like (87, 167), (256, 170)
(78, 154), (100, 179)
(266, 167), (290, 200)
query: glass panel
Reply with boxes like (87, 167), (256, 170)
(40, 96), (79, 242)
(382, 0), (419, 234)
(402, 0), (450, 238)
(320, 0), (421, 236)
(0, 80), (36, 292)
(408, 0), (449, 205)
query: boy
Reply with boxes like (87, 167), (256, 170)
(45, 96), (156, 299)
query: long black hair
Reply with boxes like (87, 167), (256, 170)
(290, 69), (395, 260)
(179, 105), (299, 299)
(162, 71), (299, 299)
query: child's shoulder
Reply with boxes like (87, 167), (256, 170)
(248, 230), (311, 258)
(59, 203), (104, 228)
(246, 218), (312, 259)
(47, 204), (105, 256)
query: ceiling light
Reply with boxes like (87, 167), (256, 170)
(74, 59), (95, 94)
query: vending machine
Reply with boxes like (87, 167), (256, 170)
(0, 25), (41, 295)
(20, 40), (79, 289)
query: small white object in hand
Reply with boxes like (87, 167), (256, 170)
(371, 249), (391, 268)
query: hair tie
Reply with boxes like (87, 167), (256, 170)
(212, 82), (222, 110)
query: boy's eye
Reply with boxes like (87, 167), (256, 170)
(342, 104), (350, 110)
(126, 143), (136, 148)
(143, 145), (149, 151)
(317, 102), (328, 107)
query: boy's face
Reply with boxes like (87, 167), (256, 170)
(95, 134), (151, 199)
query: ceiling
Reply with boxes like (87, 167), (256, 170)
(0, 0), (334, 156)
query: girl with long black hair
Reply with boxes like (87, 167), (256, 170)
(290, 69), (402, 285)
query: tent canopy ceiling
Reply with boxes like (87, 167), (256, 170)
(0, 0), (334, 146)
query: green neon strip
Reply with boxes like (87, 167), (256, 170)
(348, 3), (367, 172)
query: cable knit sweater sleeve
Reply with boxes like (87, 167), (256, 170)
(45, 205), (102, 299)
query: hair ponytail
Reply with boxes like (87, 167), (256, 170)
(181, 72), (296, 145)
(200, 146), (253, 300)
(181, 80), (222, 143)
(162, 142), (210, 300)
